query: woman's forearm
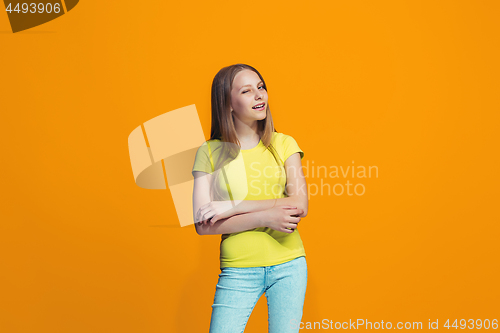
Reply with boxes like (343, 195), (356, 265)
(234, 196), (307, 216)
(196, 211), (265, 235)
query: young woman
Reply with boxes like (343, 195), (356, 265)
(192, 63), (309, 333)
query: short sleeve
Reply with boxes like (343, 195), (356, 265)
(192, 142), (214, 176)
(282, 134), (304, 162)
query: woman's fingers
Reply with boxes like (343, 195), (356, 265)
(203, 211), (214, 224)
(281, 221), (299, 233)
(198, 208), (218, 225)
(197, 207), (210, 223)
(287, 209), (303, 217)
(287, 215), (301, 223)
(200, 209), (215, 222)
(210, 216), (218, 225)
(277, 206), (303, 216)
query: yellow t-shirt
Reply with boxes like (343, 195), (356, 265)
(192, 131), (306, 268)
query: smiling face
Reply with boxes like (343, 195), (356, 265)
(230, 69), (268, 124)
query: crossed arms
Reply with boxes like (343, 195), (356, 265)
(192, 152), (308, 235)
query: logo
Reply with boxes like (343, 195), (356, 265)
(127, 105), (249, 227)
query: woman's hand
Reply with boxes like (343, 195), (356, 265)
(261, 205), (304, 233)
(196, 200), (242, 226)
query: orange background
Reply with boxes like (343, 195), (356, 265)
(1, 1), (499, 332)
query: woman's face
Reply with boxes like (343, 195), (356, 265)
(230, 69), (268, 124)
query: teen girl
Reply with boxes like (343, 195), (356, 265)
(192, 63), (309, 333)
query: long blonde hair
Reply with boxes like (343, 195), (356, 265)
(208, 64), (285, 201)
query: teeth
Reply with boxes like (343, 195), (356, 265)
(253, 104), (264, 109)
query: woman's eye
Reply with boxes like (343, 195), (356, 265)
(242, 86), (264, 94)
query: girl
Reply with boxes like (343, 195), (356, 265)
(192, 63), (309, 333)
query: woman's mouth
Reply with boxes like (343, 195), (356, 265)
(252, 103), (265, 111)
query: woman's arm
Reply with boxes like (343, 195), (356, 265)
(196, 211), (265, 235)
(198, 205), (304, 235)
(194, 168), (304, 235)
(208, 153), (308, 223)
(233, 196), (306, 217)
(193, 171), (270, 235)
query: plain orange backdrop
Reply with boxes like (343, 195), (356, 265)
(1, 1), (499, 332)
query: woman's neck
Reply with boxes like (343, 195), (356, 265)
(234, 118), (260, 143)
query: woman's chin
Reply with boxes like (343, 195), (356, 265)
(254, 111), (267, 119)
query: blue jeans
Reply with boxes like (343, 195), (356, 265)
(209, 256), (307, 333)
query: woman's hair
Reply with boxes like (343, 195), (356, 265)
(208, 63), (285, 201)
